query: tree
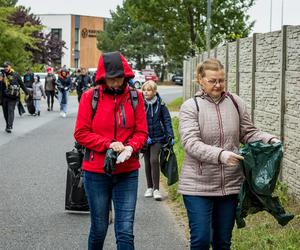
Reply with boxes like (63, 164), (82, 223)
(9, 6), (66, 66)
(126, 0), (255, 60)
(0, 0), (17, 7)
(97, 5), (164, 70)
(0, 7), (37, 73)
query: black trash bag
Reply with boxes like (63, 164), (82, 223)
(17, 101), (26, 116)
(104, 149), (119, 174)
(236, 141), (294, 228)
(65, 144), (89, 211)
(159, 142), (178, 186)
(25, 90), (35, 115)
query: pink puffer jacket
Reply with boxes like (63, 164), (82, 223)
(178, 90), (275, 196)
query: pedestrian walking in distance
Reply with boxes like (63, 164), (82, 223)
(32, 75), (46, 116)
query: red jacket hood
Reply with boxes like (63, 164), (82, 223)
(95, 51), (135, 84)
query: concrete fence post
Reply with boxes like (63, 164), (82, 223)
(236, 39), (240, 95)
(280, 25), (288, 143)
(225, 43), (229, 91)
(251, 34), (257, 122)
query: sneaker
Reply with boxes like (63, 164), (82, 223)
(62, 112), (66, 118)
(144, 188), (153, 197)
(153, 189), (163, 201)
(5, 127), (12, 133)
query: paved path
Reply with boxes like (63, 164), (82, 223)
(0, 87), (188, 250)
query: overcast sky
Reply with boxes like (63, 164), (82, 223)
(17, 0), (300, 34)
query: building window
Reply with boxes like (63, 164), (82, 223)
(75, 28), (79, 51)
(51, 28), (62, 40)
(51, 29), (62, 67)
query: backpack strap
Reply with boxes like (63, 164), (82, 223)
(193, 96), (199, 112)
(227, 92), (240, 118)
(91, 87), (100, 120)
(129, 88), (138, 112)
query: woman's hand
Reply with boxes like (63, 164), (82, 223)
(109, 142), (125, 152)
(220, 151), (244, 166)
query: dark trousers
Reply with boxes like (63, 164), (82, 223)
(45, 90), (55, 109)
(183, 194), (238, 250)
(84, 170), (138, 250)
(144, 143), (161, 190)
(1, 97), (17, 129)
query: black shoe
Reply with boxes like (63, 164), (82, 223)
(47, 107), (50, 111)
(38, 111), (40, 116)
(5, 127), (12, 133)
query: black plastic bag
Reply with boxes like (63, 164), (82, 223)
(236, 141), (294, 228)
(104, 149), (119, 174)
(17, 101), (26, 116)
(159, 143), (178, 186)
(65, 145), (89, 211)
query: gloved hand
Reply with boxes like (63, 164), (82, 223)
(270, 138), (281, 144)
(220, 151), (244, 166)
(116, 146), (133, 164)
(104, 149), (119, 174)
(64, 87), (69, 91)
(147, 137), (153, 145)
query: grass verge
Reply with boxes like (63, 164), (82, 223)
(167, 97), (183, 112)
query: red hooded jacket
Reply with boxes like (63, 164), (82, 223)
(74, 52), (148, 174)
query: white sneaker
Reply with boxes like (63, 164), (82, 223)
(144, 188), (153, 197)
(60, 111), (64, 117)
(153, 189), (163, 201)
(62, 112), (66, 118)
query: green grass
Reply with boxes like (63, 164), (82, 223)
(167, 97), (183, 112)
(161, 117), (300, 249)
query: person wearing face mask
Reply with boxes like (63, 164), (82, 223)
(74, 51), (148, 250)
(178, 58), (280, 250)
(141, 80), (174, 201)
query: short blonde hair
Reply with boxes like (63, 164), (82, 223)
(141, 80), (157, 92)
(196, 58), (224, 79)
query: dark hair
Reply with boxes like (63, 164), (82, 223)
(35, 75), (40, 82)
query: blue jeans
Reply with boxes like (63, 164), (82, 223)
(183, 195), (238, 250)
(33, 99), (41, 112)
(57, 89), (68, 113)
(84, 170), (139, 250)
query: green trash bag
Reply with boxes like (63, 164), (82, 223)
(236, 141), (294, 228)
(159, 142), (179, 186)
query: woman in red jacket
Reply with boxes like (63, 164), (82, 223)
(74, 52), (148, 250)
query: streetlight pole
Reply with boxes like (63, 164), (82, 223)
(207, 0), (211, 56)
(270, 0), (273, 32)
(281, 0), (284, 27)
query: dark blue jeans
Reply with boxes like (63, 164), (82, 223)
(183, 194), (238, 250)
(84, 170), (139, 250)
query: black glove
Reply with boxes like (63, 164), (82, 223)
(104, 149), (119, 174)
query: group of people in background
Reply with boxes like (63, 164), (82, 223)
(0, 62), (96, 132)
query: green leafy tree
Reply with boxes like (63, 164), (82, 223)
(0, 0), (17, 7)
(97, 5), (164, 70)
(126, 0), (255, 59)
(9, 6), (66, 66)
(0, 7), (38, 73)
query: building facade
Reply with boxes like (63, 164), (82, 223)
(38, 14), (105, 69)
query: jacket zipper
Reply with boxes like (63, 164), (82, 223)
(114, 94), (117, 139)
(215, 104), (226, 195)
(120, 104), (126, 127)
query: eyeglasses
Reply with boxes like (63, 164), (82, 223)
(204, 78), (226, 86)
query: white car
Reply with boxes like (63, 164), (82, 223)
(132, 70), (146, 89)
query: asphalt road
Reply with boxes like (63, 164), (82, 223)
(0, 86), (187, 250)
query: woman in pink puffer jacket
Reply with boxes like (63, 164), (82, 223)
(178, 58), (279, 250)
